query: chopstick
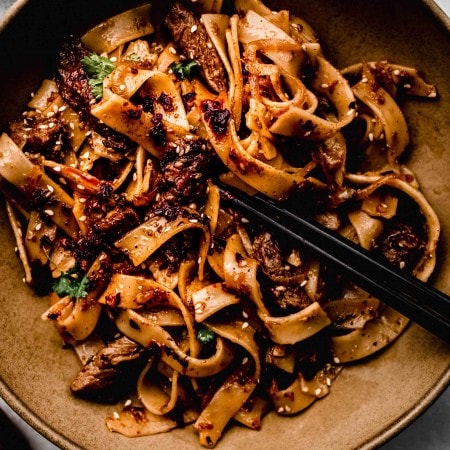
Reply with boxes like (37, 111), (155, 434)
(217, 184), (450, 342)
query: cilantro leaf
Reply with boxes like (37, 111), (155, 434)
(53, 270), (89, 300)
(126, 53), (141, 61)
(81, 53), (115, 100)
(197, 327), (216, 345)
(170, 60), (199, 81)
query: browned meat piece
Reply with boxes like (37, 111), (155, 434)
(71, 336), (148, 401)
(57, 38), (136, 153)
(156, 137), (214, 208)
(9, 112), (69, 163)
(253, 232), (283, 274)
(378, 222), (425, 270)
(91, 206), (140, 240)
(164, 2), (227, 93)
(68, 204), (141, 270)
(270, 284), (312, 313)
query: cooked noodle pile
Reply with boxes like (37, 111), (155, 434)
(0, 0), (440, 447)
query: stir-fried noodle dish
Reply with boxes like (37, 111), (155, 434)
(0, 0), (441, 446)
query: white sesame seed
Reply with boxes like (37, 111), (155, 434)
(277, 407), (285, 413)
(110, 56), (117, 62)
(113, 412), (120, 419)
(35, 223), (42, 231)
(300, 280), (307, 287)
(326, 377), (331, 387)
(428, 92), (437, 98)
(44, 209), (54, 216)
(58, 105), (67, 112)
(79, 215), (87, 222)
(77, 184), (85, 190)
(242, 311), (248, 319)
(321, 83), (329, 89)
(47, 185), (54, 193)
(241, 217), (249, 223)
(399, 261), (406, 269)
(206, 42), (213, 49)
(403, 83), (411, 89)
(169, 46), (177, 54)
(315, 388), (322, 396)
(284, 405), (292, 413)
(85, 131), (91, 137)
(191, 25), (198, 33)
(242, 357), (249, 365)
(368, 132), (374, 142)
(393, 69), (400, 76)
(242, 322), (249, 329)
(333, 357), (340, 364)
(119, 84), (126, 90)
(124, 399), (132, 407)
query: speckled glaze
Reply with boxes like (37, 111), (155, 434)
(0, 1), (449, 449)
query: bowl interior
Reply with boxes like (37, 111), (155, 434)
(0, 1), (449, 449)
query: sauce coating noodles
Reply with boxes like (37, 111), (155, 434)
(0, 0), (440, 447)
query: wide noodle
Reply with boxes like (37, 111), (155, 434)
(0, 0), (441, 447)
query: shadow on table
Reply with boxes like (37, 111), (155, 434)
(0, 407), (32, 450)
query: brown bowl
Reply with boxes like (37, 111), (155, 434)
(0, 1), (449, 449)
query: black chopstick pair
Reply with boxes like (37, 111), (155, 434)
(217, 183), (450, 343)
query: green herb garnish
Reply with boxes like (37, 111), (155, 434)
(81, 53), (115, 100)
(126, 53), (141, 61)
(197, 327), (216, 345)
(170, 60), (199, 81)
(53, 264), (89, 300)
